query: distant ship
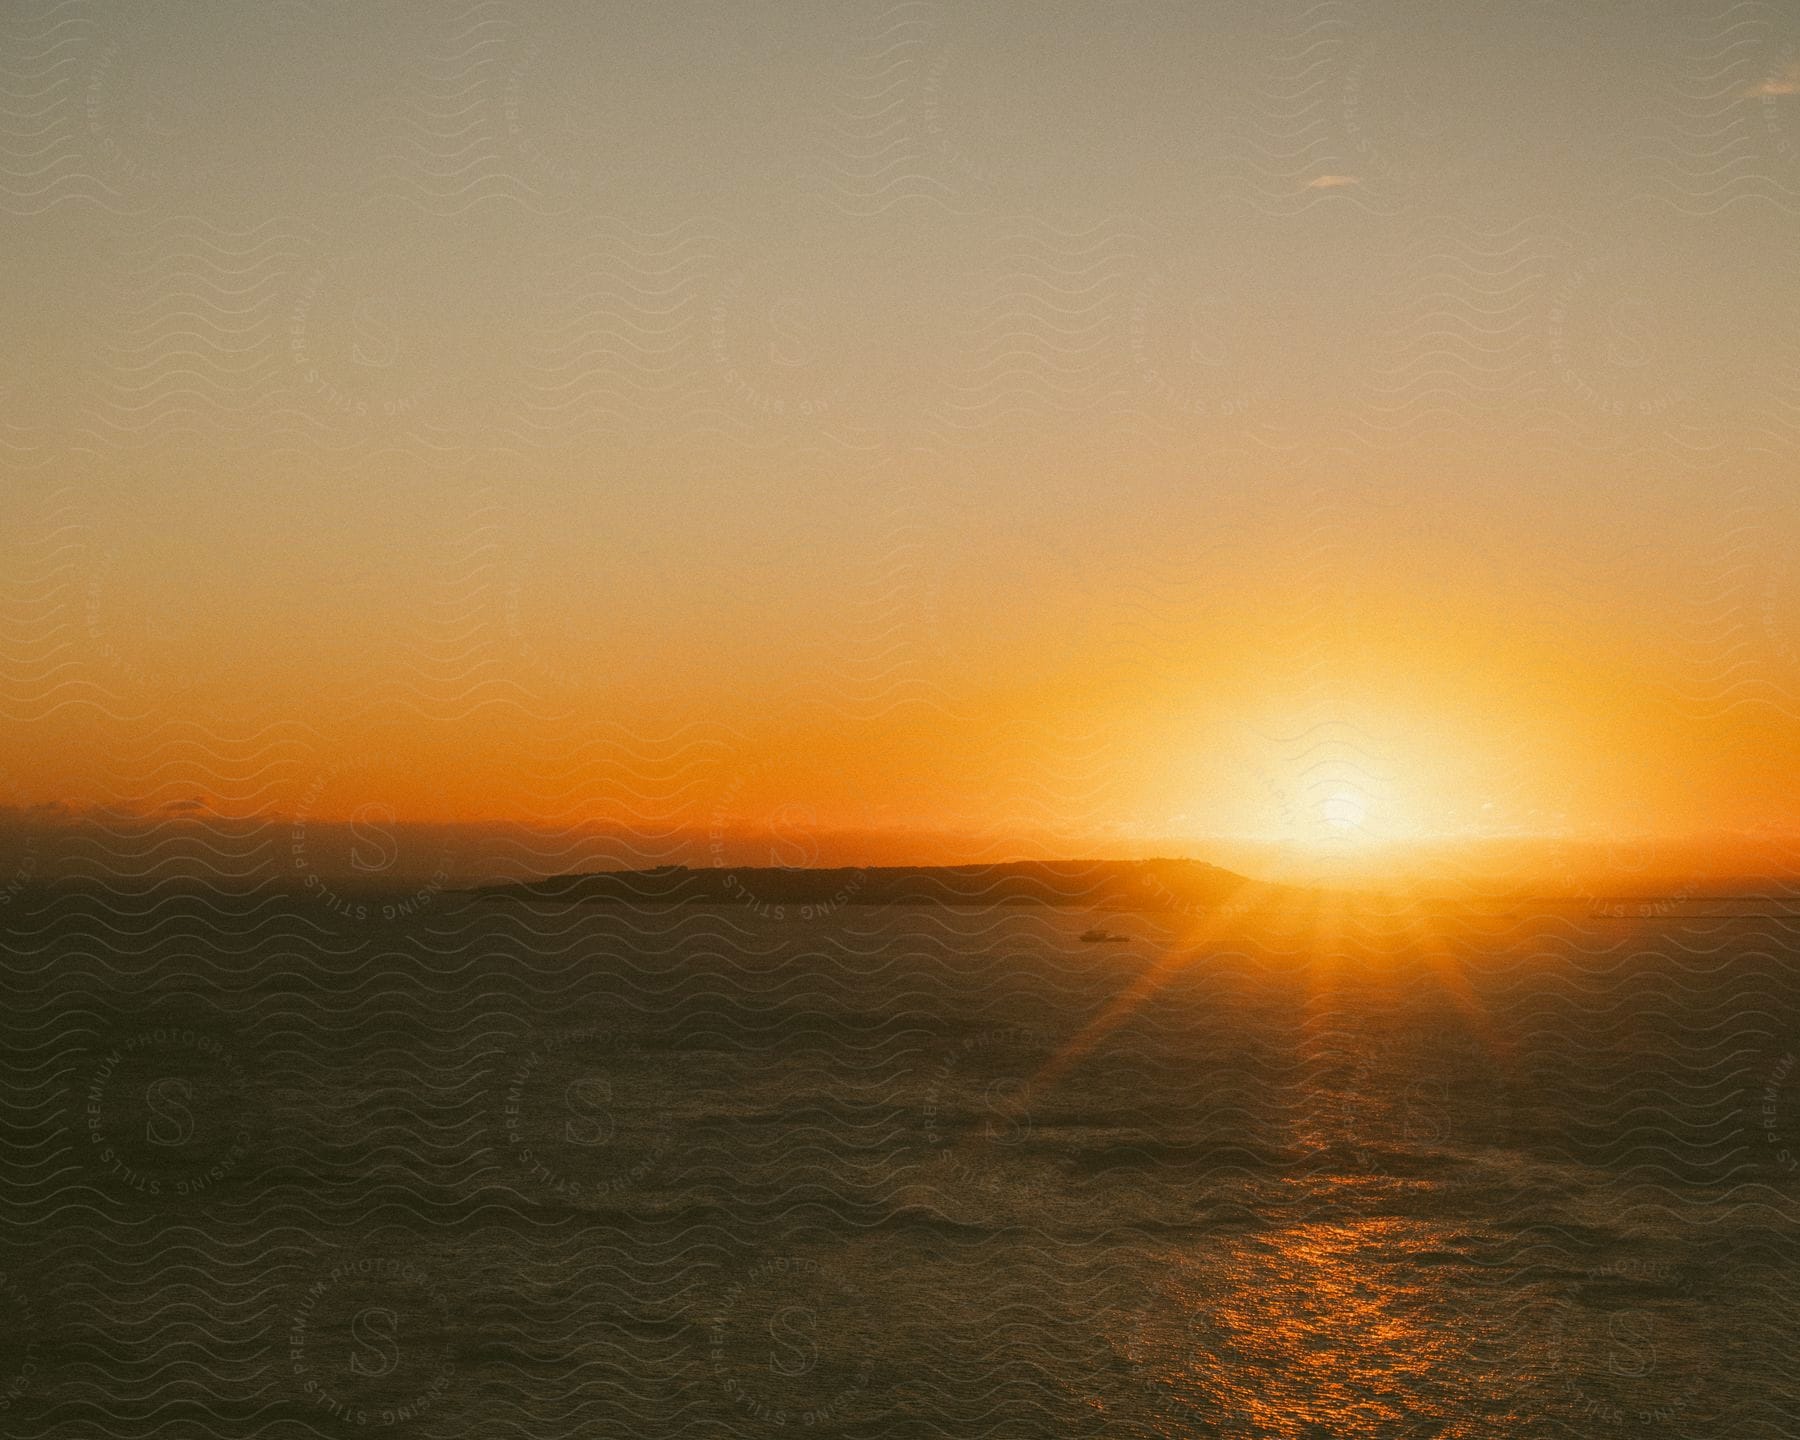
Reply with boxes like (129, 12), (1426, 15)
(1078, 927), (1129, 943)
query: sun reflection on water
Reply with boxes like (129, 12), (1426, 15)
(1130, 1211), (1521, 1438)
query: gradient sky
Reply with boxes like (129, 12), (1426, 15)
(4, 0), (1799, 885)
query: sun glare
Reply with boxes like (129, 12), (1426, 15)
(1320, 788), (1367, 834)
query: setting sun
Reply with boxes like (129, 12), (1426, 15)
(1, 6), (1796, 1437)
(1320, 787), (1369, 835)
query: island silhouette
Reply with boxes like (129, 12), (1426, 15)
(470, 857), (1287, 910)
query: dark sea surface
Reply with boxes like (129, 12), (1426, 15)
(2, 893), (1796, 1438)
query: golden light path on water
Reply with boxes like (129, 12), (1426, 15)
(1054, 885), (1720, 1438)
(1137, 933), (1516, 1438)
(1026, 887), (1535, 1437)
(1139, 1215), (1491, 1437)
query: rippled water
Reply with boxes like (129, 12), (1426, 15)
(2, 895), (1795, 1437)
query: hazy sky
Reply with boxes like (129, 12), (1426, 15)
(4, 0), (1799, 883)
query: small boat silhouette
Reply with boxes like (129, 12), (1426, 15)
(1078, 927), (1129, 943)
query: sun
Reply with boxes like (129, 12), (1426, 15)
(1320, 788), (1367, 834)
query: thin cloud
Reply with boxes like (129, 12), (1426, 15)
(1305, 174), (1361, 189)
(161, 796), (214, 815)
(1744, 62), (1800, 97)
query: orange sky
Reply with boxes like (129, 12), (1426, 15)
(8, 438), (1798, 890)
(4, 3), (1799, 890)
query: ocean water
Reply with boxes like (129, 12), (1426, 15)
(1, 893), (1795, 1438)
